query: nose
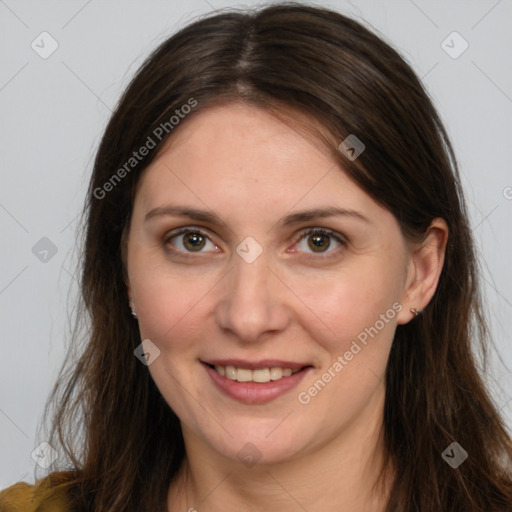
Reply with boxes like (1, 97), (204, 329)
(215, 249), (290, 343)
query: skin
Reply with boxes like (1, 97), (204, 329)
(125, 102), (448, 512)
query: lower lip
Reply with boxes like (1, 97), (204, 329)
(202, 363), (311, 404)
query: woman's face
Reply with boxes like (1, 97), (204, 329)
(126, 102), (416, 466)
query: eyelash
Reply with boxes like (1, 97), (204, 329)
(163, 226), (347, 259)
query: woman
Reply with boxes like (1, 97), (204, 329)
(1, 3), (511, 511)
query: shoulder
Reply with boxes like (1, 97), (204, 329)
(0, 471), (78, 512)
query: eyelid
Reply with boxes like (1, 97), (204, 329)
(163, 225), (347, 257)
(290, 226), (347, 257)
(163, 226), (220, 254)
(294, 226), (346, 242)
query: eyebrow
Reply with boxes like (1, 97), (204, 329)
(144, 205), (370, 228)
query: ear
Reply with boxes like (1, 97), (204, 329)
(396, 218), (449, 325)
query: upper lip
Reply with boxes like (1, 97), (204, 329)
(202, 359), (312, 370)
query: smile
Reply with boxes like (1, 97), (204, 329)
(201, 361), (313, 404)
(210, 364), (301, 383)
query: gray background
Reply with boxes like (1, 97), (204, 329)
(1, 0), (511, 488)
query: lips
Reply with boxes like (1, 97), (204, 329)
(201, 360), (313, 404)
(202, 359), (310, 371)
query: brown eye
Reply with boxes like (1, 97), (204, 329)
(165, 229), (216, 254)
(307, 233), (331, 252)
(295, 228), (346, 256)
(182, 232), (206, 251)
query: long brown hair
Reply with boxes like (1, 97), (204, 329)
(36, 3), (512, 511)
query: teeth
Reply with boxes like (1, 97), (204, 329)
(253, 368), (270, 382)
(213, 364), (301, 383)
(236, 368), (252, 382)
(224, 365), (236, 380)
(269, 367), (282, 380)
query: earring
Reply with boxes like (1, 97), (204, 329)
(410, 308), (420, 317)
(129, 299), (137, 318)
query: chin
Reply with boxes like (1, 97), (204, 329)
(203, 420), (310, 466)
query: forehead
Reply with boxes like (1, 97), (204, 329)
(133, 103), (384, 223)
(148, 102), (335, 176)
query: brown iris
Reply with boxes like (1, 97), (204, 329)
(307, 233), (331, 253)
(183, 232), (206, 252)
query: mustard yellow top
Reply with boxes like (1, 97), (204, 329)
(0, 473), (74, 512)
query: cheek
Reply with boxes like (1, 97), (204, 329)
(296, 264), (401, 351)
(293, 271), (400, 418)
(132, 267), (216, 353)
(132, 272), (212, 413)
(291, 274), (401, 412)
